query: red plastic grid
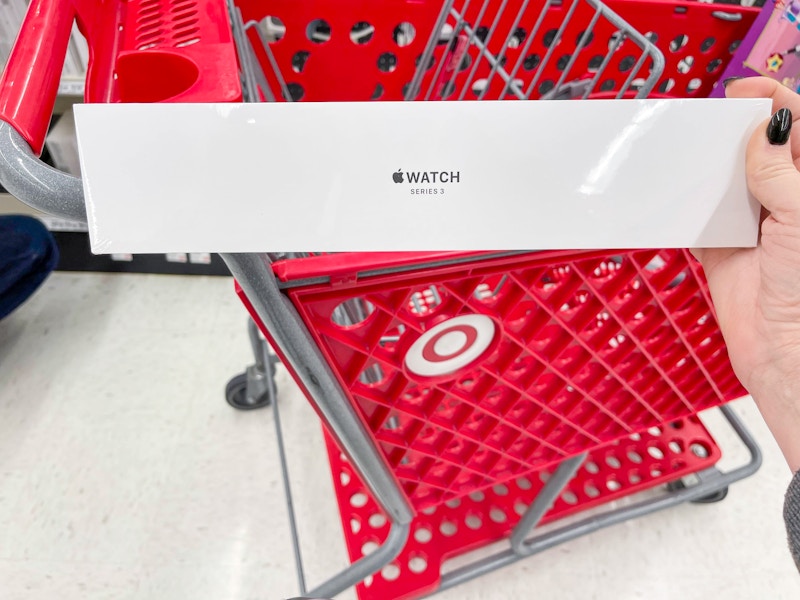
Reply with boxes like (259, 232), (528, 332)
(272, 249), (745, 511)
(325, 414), (721, 600)
(233, 0), (757, 102)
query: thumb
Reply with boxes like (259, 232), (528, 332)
(747, 108), (800, 223)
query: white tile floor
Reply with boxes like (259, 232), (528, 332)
(1, 272), (799, 600)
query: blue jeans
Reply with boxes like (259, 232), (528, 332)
(0, 215), (59, 320)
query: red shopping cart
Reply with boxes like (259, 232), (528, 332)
(0, 0), (763, 598)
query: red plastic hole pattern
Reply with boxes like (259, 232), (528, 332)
(281, 249), (744, 511)
(325, 415), (721, 600)
(236, 0), (444, 102)
(234, 0), (757, 101)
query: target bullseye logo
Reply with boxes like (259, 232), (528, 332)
(405, 315), (496, 378)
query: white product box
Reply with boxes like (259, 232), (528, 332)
(74, 98), (770, 254)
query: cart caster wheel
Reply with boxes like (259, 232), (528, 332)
(225, 372), (271, 410)
(690, 486), (729, 504)
(666, 480), (729, 504)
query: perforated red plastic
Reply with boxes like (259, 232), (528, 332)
(235, 0), (758, 102)
(609, 0), (759, 99)
(325, 414), (721, 600)
(236, 0), (446, 101)
(256, 249), (744, 510)
(418, 0), (759, 101)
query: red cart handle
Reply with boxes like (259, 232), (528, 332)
(0, 0), (77, 156)
(0, 0), (86, 224)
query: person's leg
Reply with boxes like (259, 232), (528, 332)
(0, 215), (59, 320)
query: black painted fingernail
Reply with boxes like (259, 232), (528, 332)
(767, 108), (793, 145)
(722, 76), (745, 87)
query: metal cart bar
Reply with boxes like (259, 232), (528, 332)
(256, 323), (307, 594)
(406, 0), (458, 101)
(509, 453), (588, 555)
(222, 252), (416, 597)
(221, 253), (415, 527)
(414, 0), (664, 103)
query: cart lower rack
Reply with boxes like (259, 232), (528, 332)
(323, 414), (725, 599)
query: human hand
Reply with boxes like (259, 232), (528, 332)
(694, 77), (800, 471)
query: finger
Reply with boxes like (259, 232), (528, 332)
(726, 77), (800, 162)
(746, 108), (800, 223)
(691, 246), (736, 275)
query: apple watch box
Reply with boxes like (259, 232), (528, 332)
(73, 98), (770, 254)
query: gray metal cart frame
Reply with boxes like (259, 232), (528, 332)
(0, 0), (761, 598)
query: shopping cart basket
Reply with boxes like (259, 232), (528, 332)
(238, 248), (759, 599)
(0, 0), (763, 598)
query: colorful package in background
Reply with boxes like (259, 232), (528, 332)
(711, 1), (800, 97)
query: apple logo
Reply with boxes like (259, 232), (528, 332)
(393, 169), (404, 184)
